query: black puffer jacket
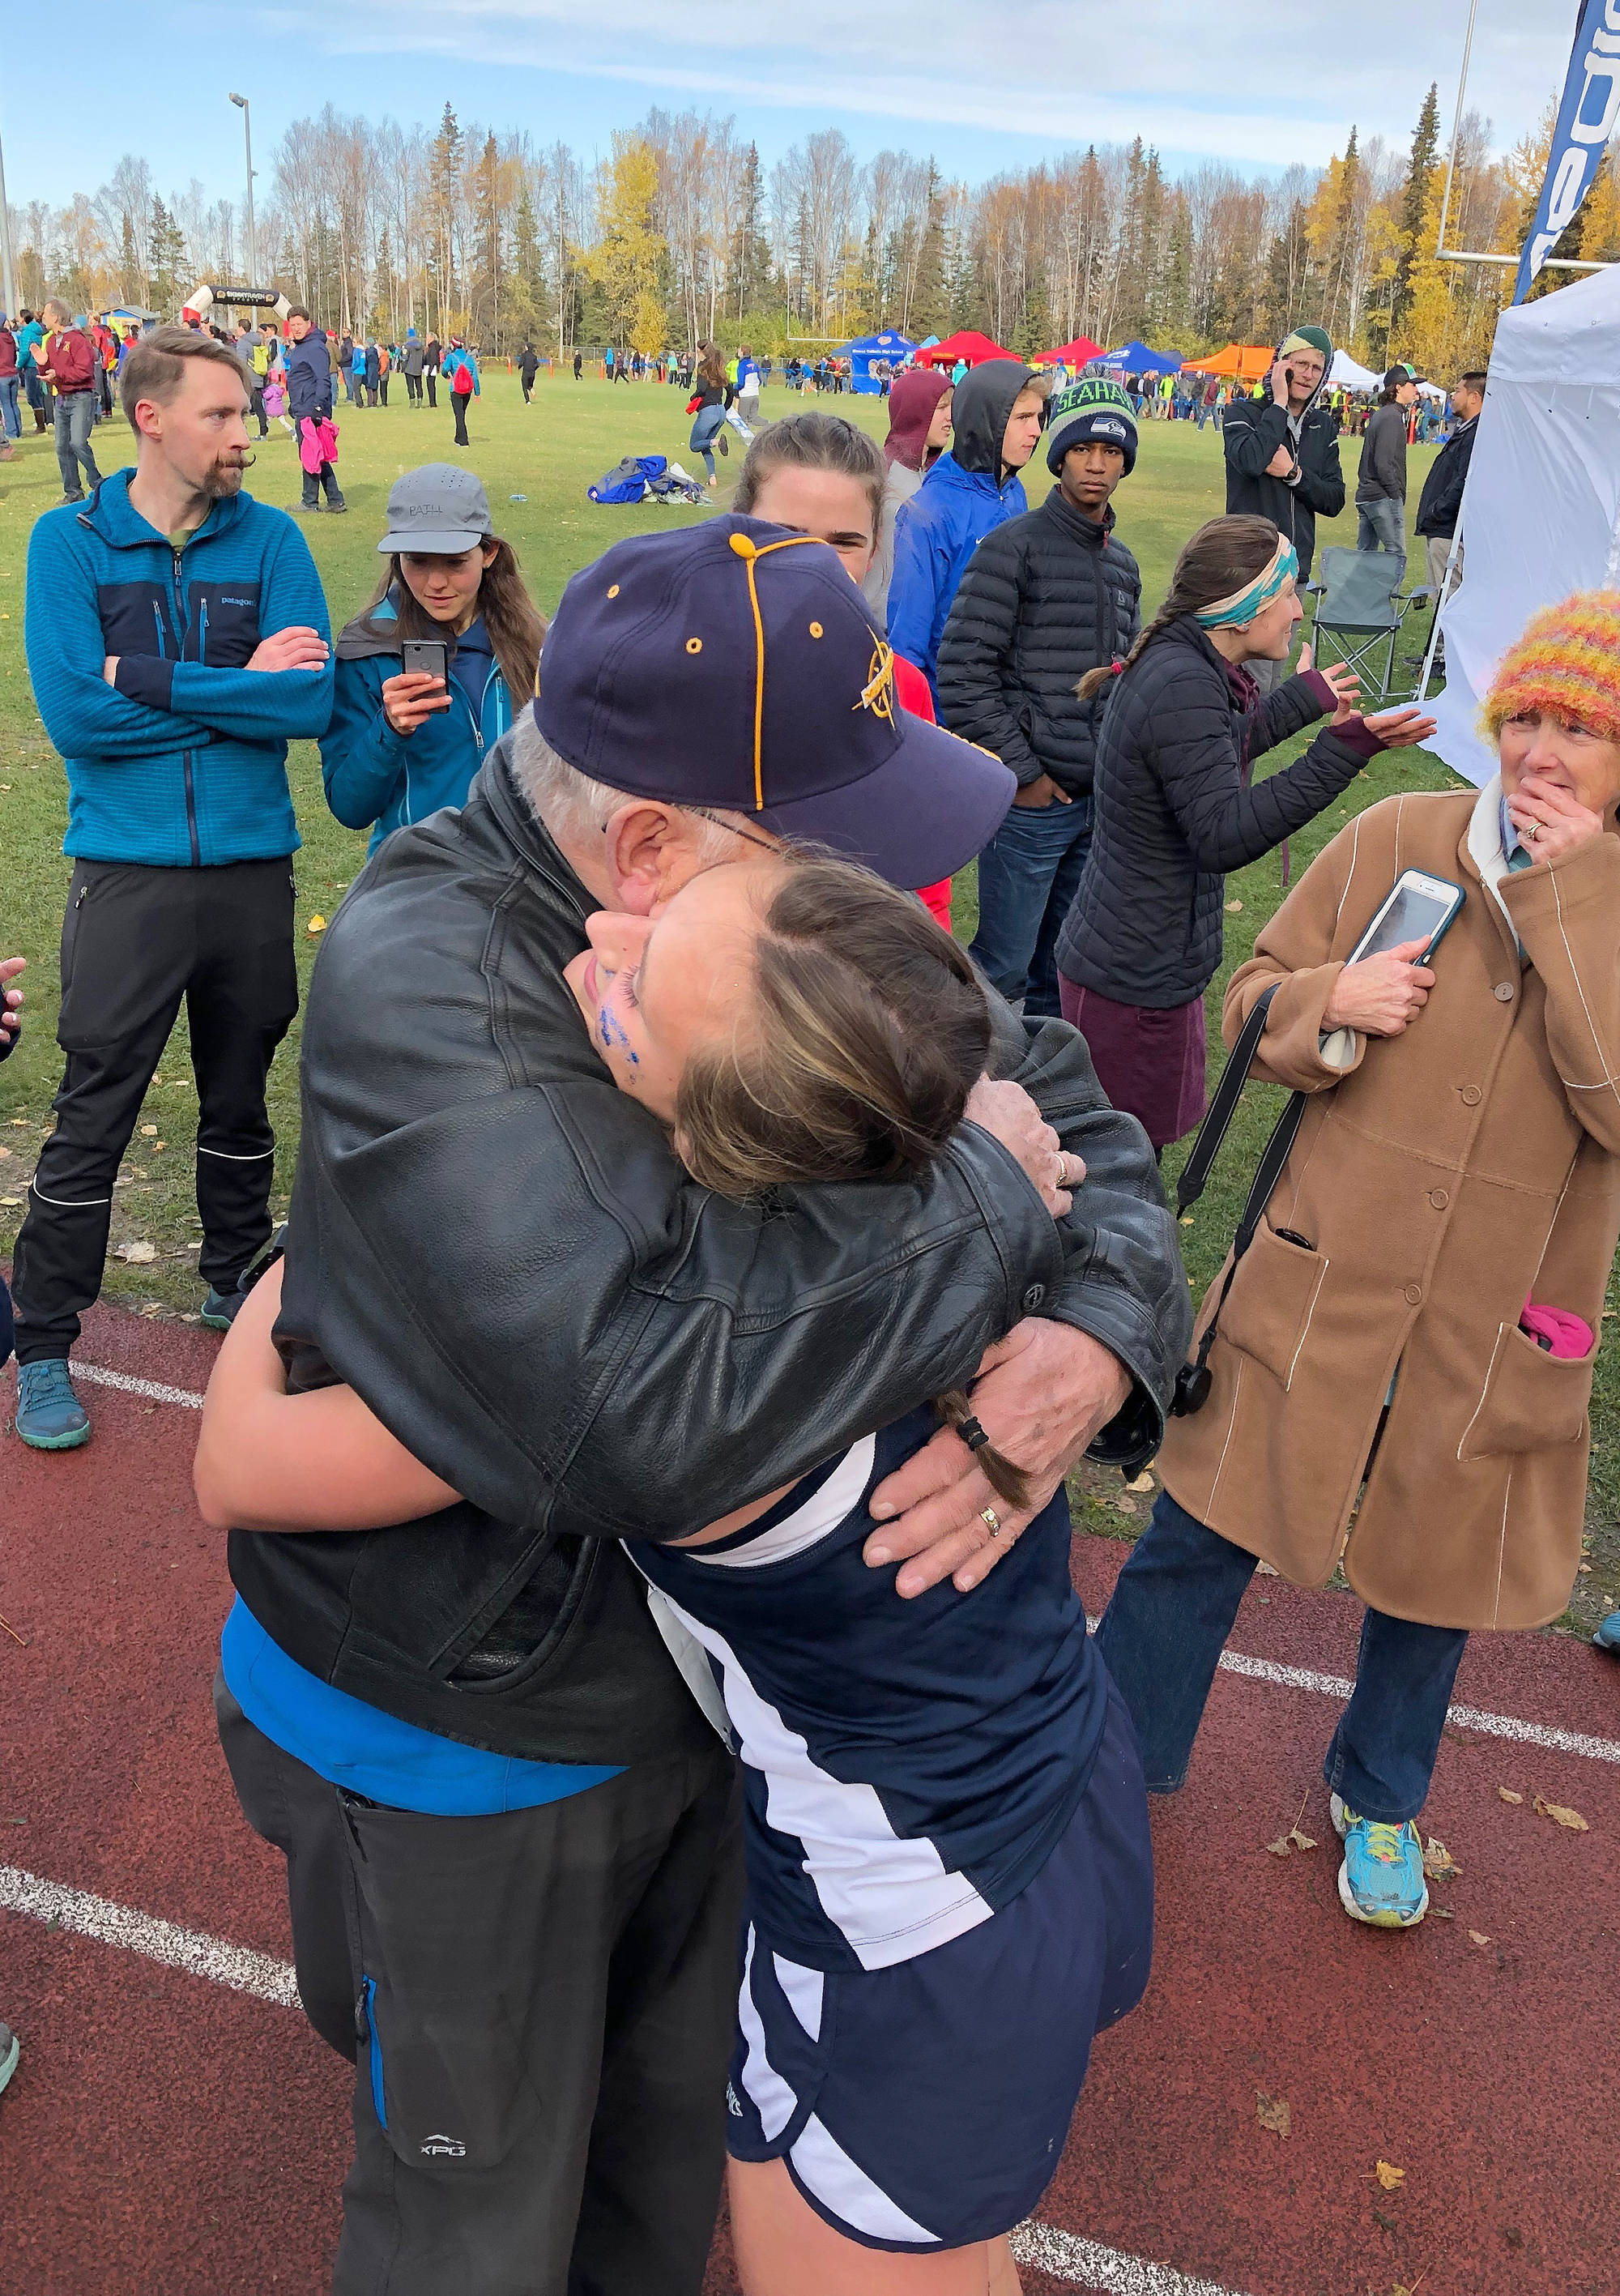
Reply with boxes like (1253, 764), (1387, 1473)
(936, 489), (1141, 796)
(1055, 618), (1377, 1008)
(233, 742), (1190, 1765)
(1222, 395), (1345, 581)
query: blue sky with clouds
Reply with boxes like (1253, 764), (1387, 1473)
(0, 2), (1584, 209)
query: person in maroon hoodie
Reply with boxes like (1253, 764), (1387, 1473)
(35, 301), (101, 502)
(862, 365), (953, 622)
(0, 316), (20, 450)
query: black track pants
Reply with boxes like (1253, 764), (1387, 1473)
(11, 857), (297, 1361)
(217, 1678), (744, 2296)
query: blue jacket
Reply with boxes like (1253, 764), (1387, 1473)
(884, 357), (1040, 706)
(886, 455), (1029, 705)
(25, 470), (334, 865)
(322, 593), (514, 854)
(285, 331), (334, 423)
(441, 347), (480, 398)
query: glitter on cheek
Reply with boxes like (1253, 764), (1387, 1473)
(597, 1001), (640, 1065)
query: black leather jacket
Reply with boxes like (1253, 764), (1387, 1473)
(230, 744), (1188, 1762)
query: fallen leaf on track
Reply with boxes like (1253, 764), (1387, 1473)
(1422, 1837), (1460, 1880)
(1255, 2091), (1291, 2138)
(1533, 1796), (1589, 1832)
(1497, 1788), (1524, 1805)
(1225, 898), (1243, 912)
(1469, 1929), (1491, 1946)
(1266, 1824), (1318, 1856)
(1374, 2160), (1406, 2191)
(139, 1123), (157, 1137)
(1126, 1470), (1156, 1493)
(115, 1240), (157, 1263)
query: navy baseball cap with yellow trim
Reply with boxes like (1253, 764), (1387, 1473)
(536, 514), (1015, 890)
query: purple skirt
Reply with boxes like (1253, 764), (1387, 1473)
(1057, 977), (1209, 1152)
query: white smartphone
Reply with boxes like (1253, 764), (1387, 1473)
(1347, 868), (1464, 967)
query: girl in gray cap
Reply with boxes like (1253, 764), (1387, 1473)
(322, 463), (546, 853)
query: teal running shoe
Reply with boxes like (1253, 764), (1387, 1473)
(1595, 1611), (1620, 1654)
(15, 1359), (91, 1450)
(0, 2022), (18, 2095)
(1330, 1792), (1428, 1927)
(199, 1281), (245, 1332)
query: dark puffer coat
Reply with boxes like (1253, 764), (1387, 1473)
(936, 489), (1141, 797)
(1055, 617), (1379, 1008)
(1222, 394), (1345, 581)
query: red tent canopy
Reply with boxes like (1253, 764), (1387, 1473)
(916, 329), (1020, 369)
(1038, 335), (1103, 367)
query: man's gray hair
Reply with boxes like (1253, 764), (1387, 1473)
(509, 708), (749, 864)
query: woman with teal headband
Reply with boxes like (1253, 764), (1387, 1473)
(1054, 514), (1435, 1154)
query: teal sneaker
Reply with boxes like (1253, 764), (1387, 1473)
(15, 1359), (92, 1450)
(1330, 1793), (1428, 1927)
(199, 1281), (245, 1332)
(0, 2022), (18, 2095)
(1595, 1611), (1620, 1654)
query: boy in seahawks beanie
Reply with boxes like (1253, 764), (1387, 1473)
(1045, 378), (1138, 476)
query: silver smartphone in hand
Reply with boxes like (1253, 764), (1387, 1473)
(1348, 868), (1464, 967)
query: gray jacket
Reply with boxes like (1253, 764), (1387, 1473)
(1357, 403), (1409, 504)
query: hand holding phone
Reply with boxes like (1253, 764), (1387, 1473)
(382, 666), (452, 737)
(1322, 939), (1434, 1038)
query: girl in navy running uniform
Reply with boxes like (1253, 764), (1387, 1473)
(200, 851), (1153, 2295)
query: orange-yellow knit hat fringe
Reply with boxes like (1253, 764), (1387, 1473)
(1481, 591), (1620, 746)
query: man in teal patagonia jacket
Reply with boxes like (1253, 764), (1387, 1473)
(14, 323), (333, 1452)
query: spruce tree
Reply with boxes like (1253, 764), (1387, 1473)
(911, 164), (949, 338)
(148, 197), (188, 313)
(1391, 83), (1441, 332)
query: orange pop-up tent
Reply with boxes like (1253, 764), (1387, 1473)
(1179, 343), (1273, 382)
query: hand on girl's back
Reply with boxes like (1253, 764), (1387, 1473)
(382, 672), (452, 736)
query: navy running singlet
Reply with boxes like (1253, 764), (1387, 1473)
(628, 1405), (1110, 1974)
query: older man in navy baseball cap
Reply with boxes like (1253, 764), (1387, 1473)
(535, 514), (1014, 886)
(222, 514), (1184, 2296)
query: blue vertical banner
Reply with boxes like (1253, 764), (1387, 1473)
(1515, 0), (1620, 305)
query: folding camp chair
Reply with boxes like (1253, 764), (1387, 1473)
(1304, 545), (1430, 705)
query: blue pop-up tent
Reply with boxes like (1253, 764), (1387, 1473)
(1100, 339), (1183, 375)
(830, 329), (918, 394)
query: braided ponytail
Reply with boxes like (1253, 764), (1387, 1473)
(1076, 514), (1286, 702)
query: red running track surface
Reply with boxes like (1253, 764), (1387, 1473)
(2, 1303), (1618, 2296)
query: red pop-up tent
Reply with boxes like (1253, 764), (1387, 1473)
(916, 329), (1019, 369)
(1038, 334), (1104, 368)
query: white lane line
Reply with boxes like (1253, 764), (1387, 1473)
(70, 1362), (207, 1411)
(0, 1865), (298, 2009)
(1011, 2221), (1251, 2294)
(1213, 1647), (1620, 1766)
(33, 1360), (1620, 1771)
(0, 1866), (1247, 2296)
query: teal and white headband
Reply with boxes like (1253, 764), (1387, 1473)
(1195, 538), (1298, 629)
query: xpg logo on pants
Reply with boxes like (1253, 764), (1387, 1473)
(420, 2132), (467, 2159)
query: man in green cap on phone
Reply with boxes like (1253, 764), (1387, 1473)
(1222, 324), (1345, 692)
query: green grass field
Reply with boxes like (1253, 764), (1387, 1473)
(1, 376), (1614, 1621)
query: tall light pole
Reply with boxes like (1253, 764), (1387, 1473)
(0, 116), (16, 320)
(229, 92), (255, 284)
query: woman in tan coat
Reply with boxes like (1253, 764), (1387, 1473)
(1096, 591), (1620, 1929)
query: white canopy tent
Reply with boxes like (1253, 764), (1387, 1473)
(1429, 262), (1620, 787)
(1328, 348), (1379, 390)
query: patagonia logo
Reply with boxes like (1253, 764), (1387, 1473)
(420, 2132), (467, 2158)
(219, 595), (255, 607)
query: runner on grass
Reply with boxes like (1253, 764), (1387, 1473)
(198, 836), (1153, 2296)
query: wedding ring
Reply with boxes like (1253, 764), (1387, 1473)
(979, 1505), (1003, 1537)
(1525, 820), (1541, 841)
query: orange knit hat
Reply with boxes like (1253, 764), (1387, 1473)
(1482, 591), (1620, 745)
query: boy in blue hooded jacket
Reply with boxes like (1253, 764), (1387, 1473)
(885, 361), (1048, 707)
(322, 464), (544, 853)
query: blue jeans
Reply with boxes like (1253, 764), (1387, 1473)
(1095, 1488), (1469, 1824)
(53, 390), (101, 498)
(1356, 495), (1405, 557)
(967, 791), (1093, 1017)
(0, 375), (19, 438)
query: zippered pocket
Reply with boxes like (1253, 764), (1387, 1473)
(360, 1974), (387, 2129)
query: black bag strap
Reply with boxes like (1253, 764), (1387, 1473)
(1170, 985), (1310, 1414)
(1175, 984), (1282, 1217)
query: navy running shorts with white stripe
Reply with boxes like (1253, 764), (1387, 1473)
(726, 1683), (1153, 2251)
